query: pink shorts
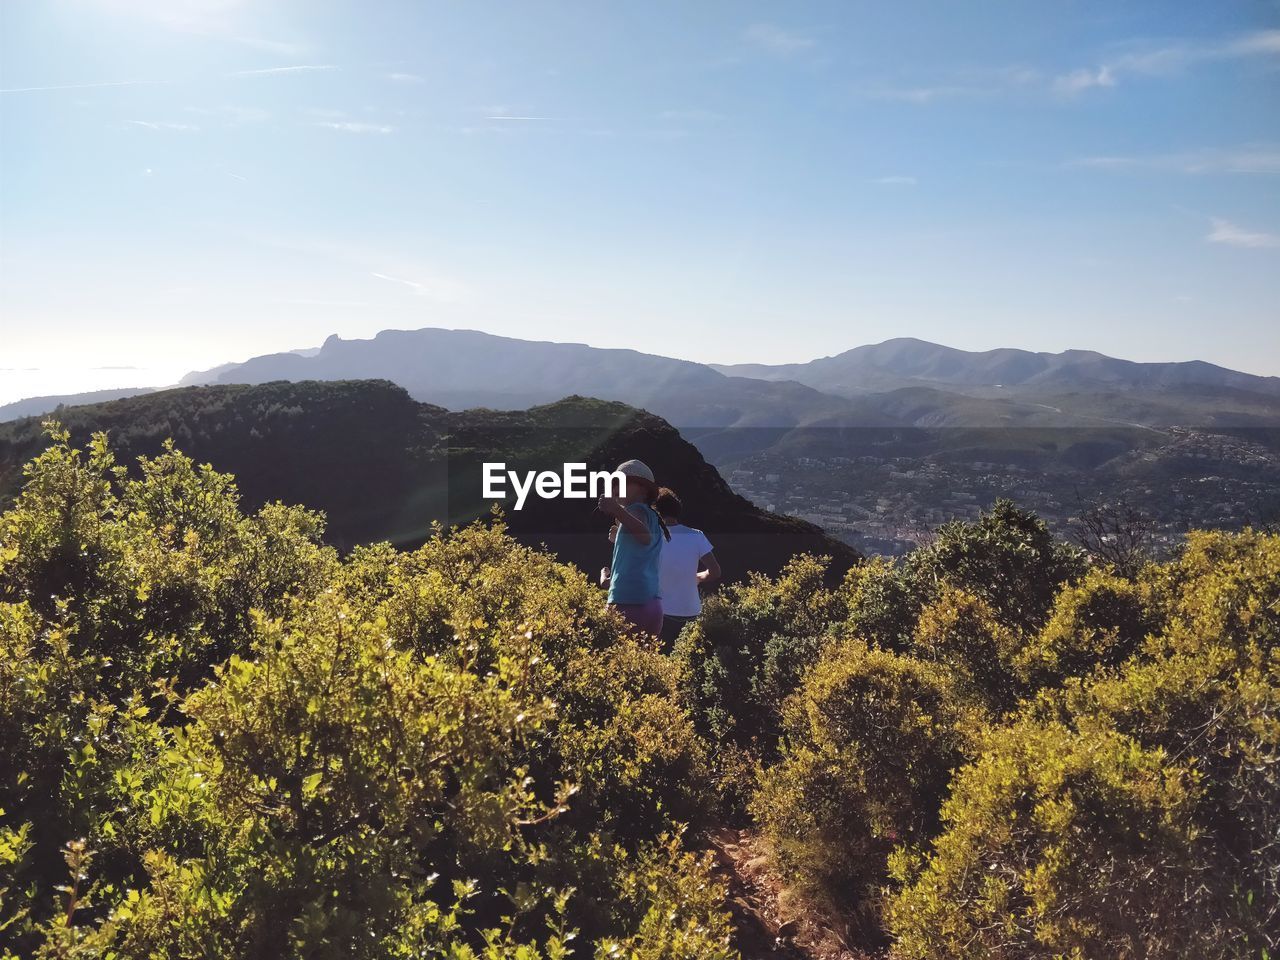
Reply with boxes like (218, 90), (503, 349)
(610, 597), (664, 637)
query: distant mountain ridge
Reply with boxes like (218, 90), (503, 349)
(712, 336), (1280, 398)
(175, 328), (1280, 434)
(177, 328), (870, 431)
(6, 329), (1279, 434)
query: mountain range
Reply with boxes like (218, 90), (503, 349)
(6, 330), (1279, 436)
(712, 336), (1280, 399)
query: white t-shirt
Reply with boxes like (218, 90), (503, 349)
(658, 524), (714, 617)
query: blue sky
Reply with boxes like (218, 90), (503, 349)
(2, 0), (1278, 404)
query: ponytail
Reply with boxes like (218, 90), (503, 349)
(643, 486), (672, 542)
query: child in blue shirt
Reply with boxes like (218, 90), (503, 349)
(598, 459), (670, 636)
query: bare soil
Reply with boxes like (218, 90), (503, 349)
(705, 827), (879, 960)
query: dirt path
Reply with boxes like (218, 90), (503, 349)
(705, 827), (876, 960)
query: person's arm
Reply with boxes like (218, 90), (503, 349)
(607, 521), (619, 544)
(599, 498), (652, 545)
(696, 551), (721, 585)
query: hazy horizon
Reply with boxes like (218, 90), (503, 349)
(3, 1), (1278, 401)
(5, 324), (1280, 409)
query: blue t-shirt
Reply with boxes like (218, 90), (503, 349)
(607, 503), (664, 604)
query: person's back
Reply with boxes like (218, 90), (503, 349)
(658, 523), (713, 618)
(653, 488), (719, 646)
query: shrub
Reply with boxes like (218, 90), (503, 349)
(910, 587), (1025, 714)
(548, 639), (711, 842)
(678, 553), (844, 738)
(887, 721), (1208, 960)
(672, 554), (844, 813)
(1014, 567), (1156, 689)
(1143, 527), (1280, 660)
(0, 429), (731, 958)
(837, 557), (923, 652)
(753, 641), (969, 916)
(908, 498), (1086, 634)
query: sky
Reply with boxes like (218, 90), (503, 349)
(2, 0), (1279, 405)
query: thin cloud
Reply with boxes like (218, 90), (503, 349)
(862, 32), (1277, 105)
(272, 298), (370, 307)
(231, 64), (337, 77)
(871, 175), (918, 185)
(313, 121), (394, 133)
(856, 67), (1037, 104)
(1053, 66), (1116, 95)
(484, 115), (551, 121)
(1071, 146), (1280, 175)
(233, 36), (306, 58)
(0, 78), (169, 94)
(128, 120), (201, 132)
(743, 23), (815, 57)
(386, 72), (424, 83)
(859, 84), (981, 104)
(1055, 29), (1280, 94)
(1206, 218), (1279, 249)
(371, 271), (467, 302)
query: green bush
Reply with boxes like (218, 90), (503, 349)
(672, 554), (844, 813)
(910, 587), (1024, 714)
(4, 423), (1276, 959)
(338, 518), (713, 844)
(752, 641), (970, 915)
(0, 425), (729, 959)
(890, 531), (1280, 958)
(1143, 527), (1280, 659)
(908, 498), (1087, 634)
(886, 721), (1208, 960)
(837, 556), (923, 652)
(1014, 567), (1155, 689)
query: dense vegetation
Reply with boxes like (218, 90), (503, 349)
(1, 424), (1275, 958)
(679, 502), (1278, 958)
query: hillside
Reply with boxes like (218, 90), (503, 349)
(0, 379), (859, 584)
(0, 387), (156, 422)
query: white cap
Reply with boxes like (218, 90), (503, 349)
(615, 459), (655, 483)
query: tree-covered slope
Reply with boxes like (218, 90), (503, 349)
(0, 379), (859, 584)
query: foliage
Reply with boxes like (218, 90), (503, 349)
(1013, 567), (1156, 689)
(836, 556), (923, 652)
(885, 526), (1280, 958)
(671, 554), (844, 813)
(907, 498), (1087, 633)
(752, 641), (970, 915)
(0, 424), (729, 959)
(3, 422), (1276, 960)
(885, 721), (1207, 960)
(909, 587), (1024, 714)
